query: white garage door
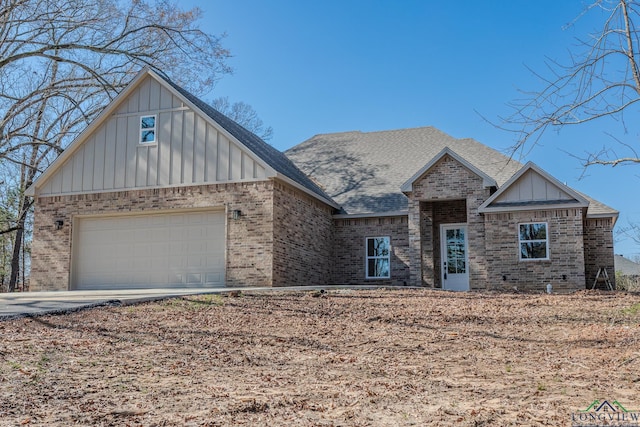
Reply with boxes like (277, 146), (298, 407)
(72, 210), (225, 290)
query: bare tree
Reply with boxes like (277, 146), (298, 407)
(211, 97), (274, 141)
(0, 0), (231, 291)
(503, 0), (640, 166)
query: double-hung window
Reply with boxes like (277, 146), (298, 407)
(140, 115), (156, 144)
(366, 237), (390, 278)
(519, 222), (549, 260)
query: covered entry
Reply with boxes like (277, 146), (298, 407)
(419, 198), (470, 289)
(440, 223), (469, 291)
(71, 210), (226, 290)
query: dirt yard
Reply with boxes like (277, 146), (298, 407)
(1, 289), (640, 426)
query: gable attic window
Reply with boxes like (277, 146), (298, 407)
(366, 236), (391, 279)
(519, 222), (549, 261)
(140, 115), (156, 144)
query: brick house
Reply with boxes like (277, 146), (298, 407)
(27, 68), (618, 292)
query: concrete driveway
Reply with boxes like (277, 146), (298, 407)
(0, 285), (388, 320)
(0, 288), (230, 320)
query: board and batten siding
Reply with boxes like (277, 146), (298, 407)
(39, 76), (267, 196)
(494, 169), (573, 203)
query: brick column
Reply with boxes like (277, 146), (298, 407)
(466, 193), (488, 290)
(421, 202), (435, 287)
(408, 198), (423, 287)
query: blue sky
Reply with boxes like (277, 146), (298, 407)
(185, 0), (639, 258)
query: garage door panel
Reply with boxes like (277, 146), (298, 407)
(205, 272), (222, 284)
(73, 210), (226, 290)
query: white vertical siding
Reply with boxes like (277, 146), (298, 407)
(50, 164), (63, 194)
(125, 115), (138, 188)
(182, 111), (195, 183)
(38, 75), (271, 196)
(205, 124), (216, 180)
(496, 170), (573, 203)
(170, 111), (183, 185)
(193, 115), (206, 183)
(61, 159), (73, 191)
(72, 147), (83, 192)
(147, 140), (158, 186)
(114, 117), (127, 188)
(93, 126), (105, 190)
(82, 140), (94, 191)
(158, 111), (171, 187)
(229, 143), (242, 181)
(215, 132), (229, 181)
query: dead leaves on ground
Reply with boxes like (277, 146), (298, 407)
(0, 289), (639, 426)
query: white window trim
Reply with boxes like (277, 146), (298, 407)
(140, 115), (157, 144)
(365, 236), (391, 279)
(518, 222), (549, 261)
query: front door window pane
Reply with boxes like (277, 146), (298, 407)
(446, 228), (466, 274)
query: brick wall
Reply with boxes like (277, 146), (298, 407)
(583, 217), (616, 289)
(31, 198), (73, 291)
(332, 215), (410, 286)
(272, 182), (335, 287)
(407, 155), (491, 288)
(30, 181), (276, 291)
(484, 209), (586, 292)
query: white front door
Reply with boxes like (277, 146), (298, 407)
(441, 224), (469, 291)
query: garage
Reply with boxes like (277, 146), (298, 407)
(72, 210), (226, 290)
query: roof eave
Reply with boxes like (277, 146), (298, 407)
(586, 211), (619, 227)
(478, 201), (589, 214)
(333, 210), (408, 219)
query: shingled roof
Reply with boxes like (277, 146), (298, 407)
(615, 255), (640, 276)
(285, 127), (522, 214)
(285, 127), (617, 219)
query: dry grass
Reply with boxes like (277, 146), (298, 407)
(1, 289), (640, 426)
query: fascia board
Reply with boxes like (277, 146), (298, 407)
(479, 201), (589, 214)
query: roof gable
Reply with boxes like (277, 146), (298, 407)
(478, 162), (589, 213)
(27, 68), (337, 207)
(401, 147), (497, 193)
